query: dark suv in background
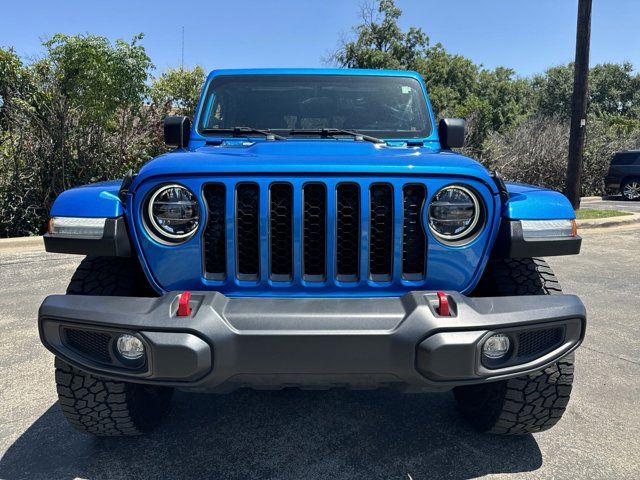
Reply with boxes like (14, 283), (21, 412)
(605, 150), (640, 200)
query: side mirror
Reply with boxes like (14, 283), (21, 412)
(164, 116), (191, 148)
(438, 118), (466, 149)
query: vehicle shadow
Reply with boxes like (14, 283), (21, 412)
(0, 389), (542, 480)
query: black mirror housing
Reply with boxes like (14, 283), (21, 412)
(438, 118), (466, 149)
(164, 116), (191, 148)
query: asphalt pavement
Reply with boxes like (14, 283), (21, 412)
(0, 224), (639, 480)
(581, 195), (640, 213)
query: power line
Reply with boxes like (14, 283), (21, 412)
(181, 26), (185, 70)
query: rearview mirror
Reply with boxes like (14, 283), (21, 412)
(164, 116), (191, 148)
(438, 118), (466, 149)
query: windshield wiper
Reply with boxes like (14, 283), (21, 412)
(288, 128), (385, 144)
(201, 126), (287, 141)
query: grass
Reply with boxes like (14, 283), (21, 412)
(576, 209), (634, 220)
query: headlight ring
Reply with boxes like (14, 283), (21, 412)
(428, 185), (484, 244)
(144, 184), (200, 243)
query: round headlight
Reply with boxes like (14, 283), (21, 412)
(428, 185), (481, 242)
(146, 184), (200, 242)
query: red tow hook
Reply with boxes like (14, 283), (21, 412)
(436, 291), (450, 316)
(177, 292), (192, 317)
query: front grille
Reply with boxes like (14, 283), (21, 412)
(63, 328), (112, 363)
(201, 180), (430, 287)
(516, 327), (564, 359)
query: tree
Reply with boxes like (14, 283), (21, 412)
(532, 64), (575, 119)
(332, 0), (429, 71)
(421, 44), (479, 116)
(589, 62), (640, 118)
(533, 62), (640, 120)
(150, 66), (206, 117)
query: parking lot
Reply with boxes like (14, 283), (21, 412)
(582, 195), (640, 213)
(1, 223), (639, 480)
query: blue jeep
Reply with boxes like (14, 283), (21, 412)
(39, 69), (585, 437)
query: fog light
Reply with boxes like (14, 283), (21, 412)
(116, 334), (144, 360)
(482, 334), (511, 359)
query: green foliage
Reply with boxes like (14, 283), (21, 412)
(421, 44), (479, 116)
(151, 66), (206, 117)
(589, 62), (640, 118)
(0, 34), (205, 237)
(333, 0), (429, 71)
(533, 62), (640, 119)
(531, 64), (575, 118)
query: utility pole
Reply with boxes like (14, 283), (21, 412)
(566, 0), (592, 209)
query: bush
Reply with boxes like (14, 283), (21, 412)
(482, 115), (569, 191)
(482, 115), (640, 196)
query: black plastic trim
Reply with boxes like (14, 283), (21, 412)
(302, 182), (327, 281)
(235, 183), (260, 281)
(369, 183), (394, 281)
(492, 220), (582, 258)
(164, 115), (191, 148)
(43, 217), (131, 257)
(438, 118), (465, 149)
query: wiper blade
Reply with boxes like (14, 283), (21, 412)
(288, 128), (384, 144)
(201, 126), (287, 141)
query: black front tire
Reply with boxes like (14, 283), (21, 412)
(55, 256), (172, 436)
(453, 257), (575, 435)
(56, 357), (173, 436)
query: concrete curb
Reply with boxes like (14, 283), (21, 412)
(0, 236), (44, 251)
(580, 196), (605, 201)
(577, 212), (640, 229)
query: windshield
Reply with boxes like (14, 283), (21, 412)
(197, 74), (431, 139)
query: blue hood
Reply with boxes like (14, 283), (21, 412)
(132, 141), (498, 194)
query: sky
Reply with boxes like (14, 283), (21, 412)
(2, 0), (638, 78)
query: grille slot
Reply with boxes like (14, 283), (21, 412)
(336, 183), (360, 281)
(63, 328), (112, 364)
(369, 184), (394, 281)
(303, 183), (327, 280)
(516, 327), (564, 359)
(203, 184), (226, 279)
(235, 183), (260, 280)
(402, 184), (427, 280)
(269, 183), (294, 281)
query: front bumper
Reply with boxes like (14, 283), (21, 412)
(39, 291), (586, 393)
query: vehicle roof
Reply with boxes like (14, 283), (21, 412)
(206, 68), (423, 82)
(615, 149), (640, 154)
